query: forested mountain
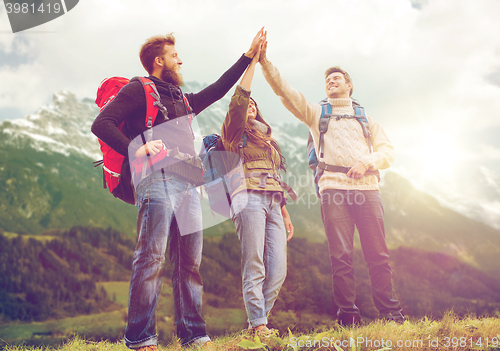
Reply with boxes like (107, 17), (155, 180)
(2, 89), (499, 280)
(1, 228), (499, 329)
(0, 227), (132, 322)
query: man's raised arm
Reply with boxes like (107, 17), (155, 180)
(258, 40), (321, 128)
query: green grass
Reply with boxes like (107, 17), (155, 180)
(97, 282), (130, 308)
(0, 310), (126, 347)
(204, 305), (247, 336)
(2, 312), (500, 351)
(1, 232), (58, 243)
(98, 281), (248, 337)
(0, 281), (247, 349)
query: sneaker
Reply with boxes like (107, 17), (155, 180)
(136, 346), (158, 351)
(202, 340), (213, 348)
(185, 337), (212, 348)
(253, 326), (279, 338)
(380, 311), (405, 324)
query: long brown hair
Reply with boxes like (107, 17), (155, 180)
(244, 98), (287, 173)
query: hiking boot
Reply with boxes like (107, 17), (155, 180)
(136, 346), (158, 351)
(380, 311), (405, 324)
(338, 312), (365, 327)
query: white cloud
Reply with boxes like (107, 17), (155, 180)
(1, 0), (500, 152)
(478, 145), (500, 161)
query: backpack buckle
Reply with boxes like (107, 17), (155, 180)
(319, 116), (330, 133)
(259, 173), (270, 189)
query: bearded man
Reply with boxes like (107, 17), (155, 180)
(92, 29), (265, 349)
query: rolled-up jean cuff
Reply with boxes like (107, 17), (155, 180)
(181, 335), (211, 347)
(124, 335), (157, 349)
(249, 317), (267, 329)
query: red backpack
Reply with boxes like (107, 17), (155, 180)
(93, 76), (163, 204)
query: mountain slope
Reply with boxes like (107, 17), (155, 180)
(381, 172), (500, 278)
(0, 145), (137, 235)
(0, 87), (499, 281)
(0, 91), (137, 235)
(0, 83), (238, 236)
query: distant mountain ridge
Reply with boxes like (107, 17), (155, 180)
(1, 85), (500, 280)
(1, 91), (101, 160)
(2, 86), (499, 230)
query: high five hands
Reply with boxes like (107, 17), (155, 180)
(245, 27), (267, 60)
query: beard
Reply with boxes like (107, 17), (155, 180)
(160, 65), (184, 87)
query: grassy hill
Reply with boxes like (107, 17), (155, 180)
(2, 312), (500, 350)
(1, 228), (500, 348)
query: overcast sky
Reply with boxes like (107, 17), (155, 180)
(1, 0), (500, 223)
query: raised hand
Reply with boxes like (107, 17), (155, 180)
(259, 36), (267, 63)
(245, 27), (265, 59)
(252, 39), (262, 63)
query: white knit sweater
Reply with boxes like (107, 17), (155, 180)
(261, 58), (395, 191)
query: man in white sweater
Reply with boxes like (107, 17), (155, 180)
(259, 42), (403, 326)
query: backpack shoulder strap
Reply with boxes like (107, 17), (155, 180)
(182, 94), (195, 125)
(182, 95), (192, 112)
(307, 131), (318, 171)
(241, 132), (247, 148)
(237, 132), (248, 148)
(236, 132), (248, 162)
(354, 105), (368, 123)
(130, 77), (164, 127)
(353, 104), (373, 152)
(318, 101), (332, 159)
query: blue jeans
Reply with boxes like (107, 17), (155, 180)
(124, 171), (210, 348)
(320, 189), (401, 319)
(231, 191), (287, 328)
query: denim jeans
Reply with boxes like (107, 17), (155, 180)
(231, 191), (287, 328)
(320, 189), (401, 319)
(124, 171), (210, 348)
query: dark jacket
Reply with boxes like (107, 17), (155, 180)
(92, 54), (252, 184)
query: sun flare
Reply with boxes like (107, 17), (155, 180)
(412, 132), (467, 177)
